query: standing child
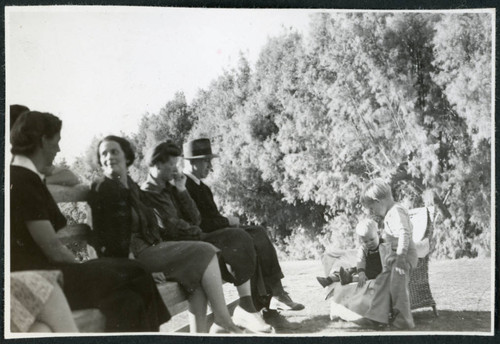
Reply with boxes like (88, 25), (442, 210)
(359, 179), (418, 329)
(316, 219), (382, 288)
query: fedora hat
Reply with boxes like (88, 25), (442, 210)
(183, 138), (219, 160)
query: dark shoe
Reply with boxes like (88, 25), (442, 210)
(339, 267), (353, 285)
(389, 309), (415, 329)
(316, 276), (334, 288)
(271, 290), (305, 311)
(262, 309), (300, 330)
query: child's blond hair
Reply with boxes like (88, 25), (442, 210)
(360, 178), (393, 205)
(355, 218), (379, 237)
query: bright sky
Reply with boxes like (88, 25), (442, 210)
(6, 6), (313, 164)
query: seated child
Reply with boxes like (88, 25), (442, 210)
(316, 219), (382, 288)
(359, 178), (418, 329)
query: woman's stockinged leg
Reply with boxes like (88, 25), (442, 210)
(188, 288), (208, 333)
(29, 284), (79, 332)
(42, 284), (79, 332)
(225, 262), (258, 313)
(236, 280), (258, 313)
(201, 256), (242, 333)
(29, 322), (52, 332)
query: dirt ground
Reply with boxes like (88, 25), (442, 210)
(162, 257), (493, 335)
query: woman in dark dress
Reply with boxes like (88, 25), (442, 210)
(9, 111), (170, 332)
(89, 136), (243, 333)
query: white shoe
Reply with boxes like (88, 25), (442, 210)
(209, 323), (228, 334)
(232, 306), (273, 333)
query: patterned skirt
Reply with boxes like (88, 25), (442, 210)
(10, 270), (63, 332)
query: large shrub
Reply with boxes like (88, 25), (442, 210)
(70, 12), (492, 260)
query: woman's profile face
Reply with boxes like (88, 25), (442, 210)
(42, 132), (61, 167)
(99, 140), (128, 179)
(157, 156), (179, 182)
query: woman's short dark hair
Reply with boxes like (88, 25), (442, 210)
(10, 104), (30, 129)
(97, 135), (136, 167)
(145, 140), (182, 167)
(11, 111), (62, 155)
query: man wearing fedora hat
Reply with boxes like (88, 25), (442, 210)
(183, 138), (305, 313)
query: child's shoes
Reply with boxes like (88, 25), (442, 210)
(339, 267), (353, 285)
(316, 276), (333, 288)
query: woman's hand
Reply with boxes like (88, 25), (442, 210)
(227, 216), (240, 227)
(152, 272), (167, 284)
(178, 226), (203, 240)
(85, 244), (99, 260)
(173, 172), (187, 192)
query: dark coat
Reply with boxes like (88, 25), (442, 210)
(89, 176), (161, 258)
(141, 175), (202, 241)
(142, 175), (257, 287)
(184, 176), (230, 232)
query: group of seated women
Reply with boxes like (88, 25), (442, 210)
(8, 105), (300, 334)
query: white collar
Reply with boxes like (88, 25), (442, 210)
(184, 171), (201, 185)
(11, 155), (45, 181)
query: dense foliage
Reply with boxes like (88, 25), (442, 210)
(72, 13), (492, 259)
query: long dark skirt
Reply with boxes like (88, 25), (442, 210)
(136, 241), (219, 295)
(56, 258), (170, 332)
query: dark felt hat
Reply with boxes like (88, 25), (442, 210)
(145, 140), (181, 166)
(183, 138), (219, 160)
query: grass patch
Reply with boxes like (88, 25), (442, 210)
(276, 257), (493, 334)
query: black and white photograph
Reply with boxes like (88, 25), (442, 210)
(4, 5), (495, 339)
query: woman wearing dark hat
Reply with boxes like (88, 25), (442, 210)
(183, 138), (304, 312)
(89, 135), (243, 333)
(10, 111), (170, 332)
(140, 141), (273, 334)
